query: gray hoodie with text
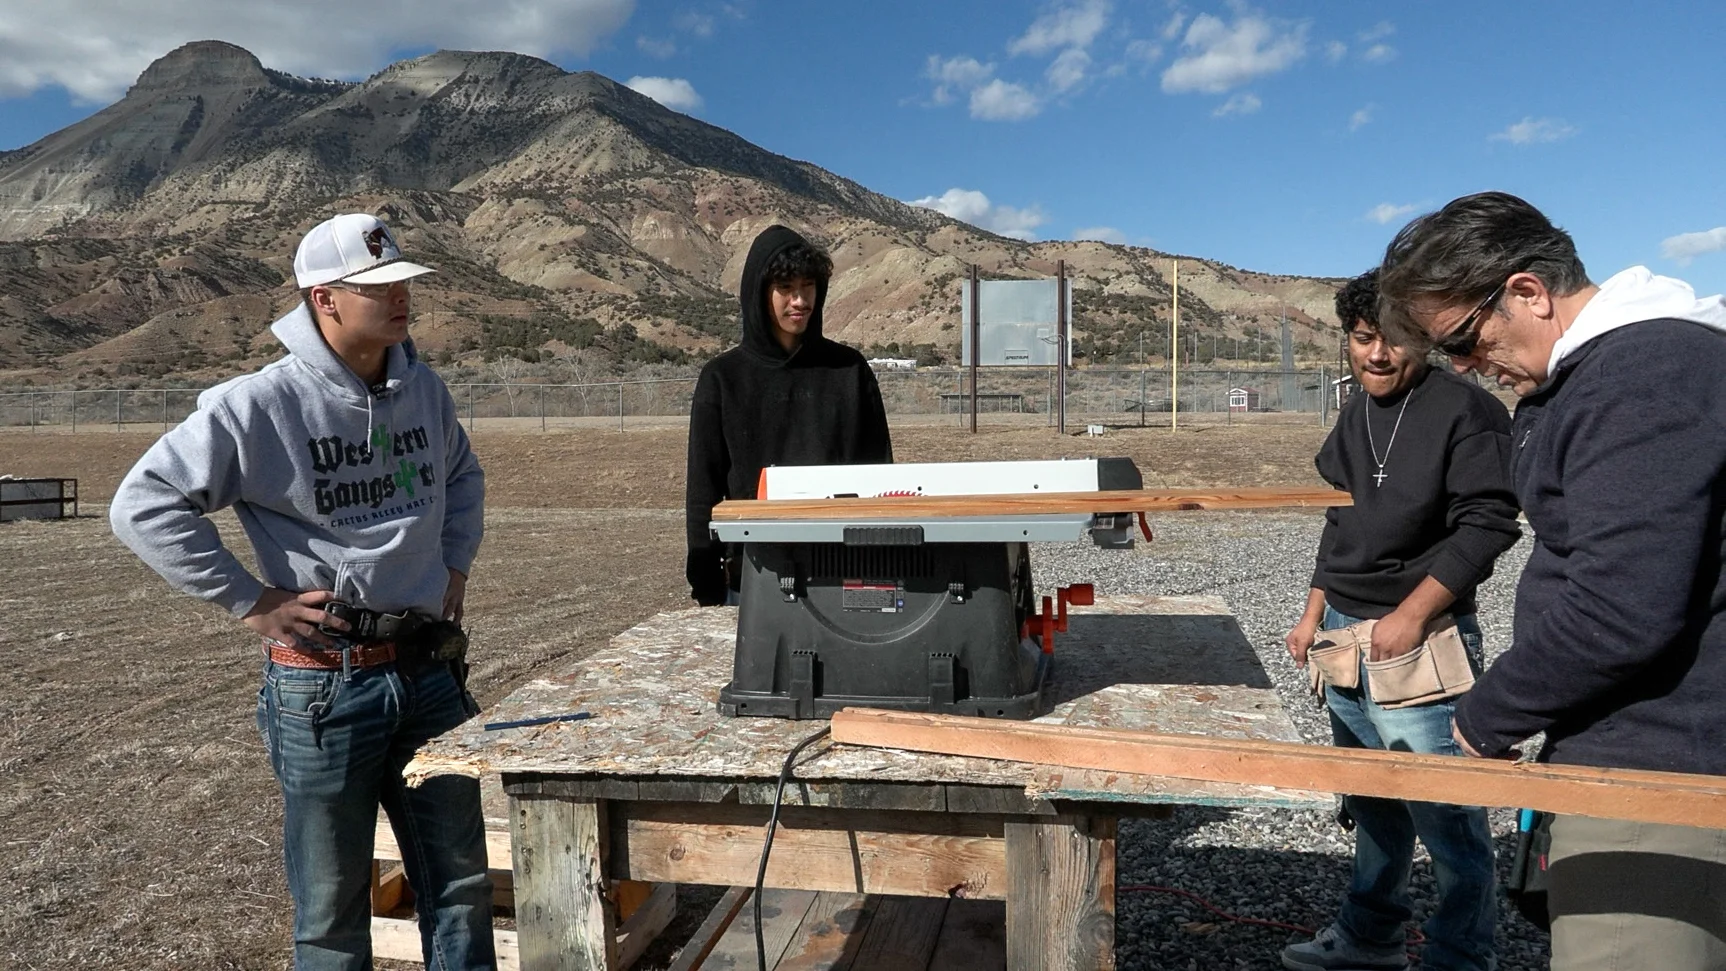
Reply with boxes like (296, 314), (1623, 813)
(110, 305), (484, 618)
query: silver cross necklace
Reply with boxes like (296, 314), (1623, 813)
(1365, 391), (1412, 487)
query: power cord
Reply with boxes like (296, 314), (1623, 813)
(755, 725), (831, 971)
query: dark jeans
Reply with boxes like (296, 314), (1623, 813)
(1323, 605), (1498, 971)
(257, 658), (495, 971)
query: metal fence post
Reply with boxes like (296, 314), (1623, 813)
(540, 386), (546, 432)
(30, 392), (36, 433)
(70, 390), (77, 433)
(116, 393), (122, 431)
(618, 383), (624, 432)
(162, 388), (169, 432)
(467, 384), (474, 428)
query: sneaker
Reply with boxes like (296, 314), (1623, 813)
(1280, 924), (1408, 971)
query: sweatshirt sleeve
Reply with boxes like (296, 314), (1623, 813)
(1455, 354), (1726, 756)
(1426, 422), (1521, 597)
(860, 365), (893, 464)
(685, 366), (729, 605)
(440, 386), (485, 576)
(109, 401), (266, 617)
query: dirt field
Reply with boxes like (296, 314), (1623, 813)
(0, 420), (1328, 970)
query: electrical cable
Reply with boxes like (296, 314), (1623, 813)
(754, 725), (831, 971)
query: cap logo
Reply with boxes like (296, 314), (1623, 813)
(363, 226), (394, 258)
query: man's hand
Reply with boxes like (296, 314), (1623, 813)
(1285, 618), (1320, 667)
(244, 587), (342, 647)
(443, 568), (468, 624)
(1368, 609), (1427, 661)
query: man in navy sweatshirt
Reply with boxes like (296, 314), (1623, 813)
(1281, 270), (1520, 971)
(685, 225), (892, 605)
(1379, 191), (1726, 971)
(111, 214), (493, 970)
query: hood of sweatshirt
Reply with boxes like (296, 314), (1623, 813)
(270, 304), (418, 402)
(738, 225), (827, 363)
(1550, 266), (1726, 374)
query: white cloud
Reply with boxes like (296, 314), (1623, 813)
(0, 0), (635, 103)
(1008, 0), (1111, 56)
(924, 54), (993, 104)
(1325, 40), (1347, 63)
(1161, 12), (1308, 94)
(908, 188), (1047, 240)
(1358, 21), (1395, 43)
(636, 35), (676, 58)
(1212, 92), (1261, 117)
(675, 12), (715, 37)
(1046, 48), (1091, 92)
(1125, 39), (1162, 64)
(1160, 11), (1187, 41)
(625, 76), (702, 113)
(1662, 227), (1726, 266)
(970, 78), (1041, 121)
(1367, 202), (1420, 225)
(1362, 43), (1396, 63)
(1349, 103), (1374, 130)
(1073, 226), (1127, 244)
(1491, 116), (1579, 145)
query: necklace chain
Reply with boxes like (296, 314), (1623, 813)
(1366, 392), (1411, 487)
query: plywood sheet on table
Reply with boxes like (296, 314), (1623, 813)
(411, 595), (1324, 809)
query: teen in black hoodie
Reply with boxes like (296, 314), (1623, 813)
(684, 226), (892, 605)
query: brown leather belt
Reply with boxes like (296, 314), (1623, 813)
(266, 640), (398, 670)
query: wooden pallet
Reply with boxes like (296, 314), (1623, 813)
(371, 813), (676, 969)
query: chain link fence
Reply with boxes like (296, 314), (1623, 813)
(0, 367), (1346, 432)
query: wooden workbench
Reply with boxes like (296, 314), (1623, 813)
(408, 594), (1324, 970)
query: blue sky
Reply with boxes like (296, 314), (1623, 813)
(3, 0), (1723, 293)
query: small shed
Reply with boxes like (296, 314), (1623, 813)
(1227, 387), (1261, 413)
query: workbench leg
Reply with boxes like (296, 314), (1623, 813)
(510, 794), (620, 971)
(1005, 813), (1116, 970)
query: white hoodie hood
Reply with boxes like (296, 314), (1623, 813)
(1550, 266), (1726, 374)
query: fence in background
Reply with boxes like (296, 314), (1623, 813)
(0, 367), (1342, 431)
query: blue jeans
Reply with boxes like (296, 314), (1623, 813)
(1322, 605), (1498, 971)
(257, 657), (495, 971)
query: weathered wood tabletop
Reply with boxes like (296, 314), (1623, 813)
(410, 594), (1324, 811)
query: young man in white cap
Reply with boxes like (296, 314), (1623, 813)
(111, 213), (493, 970)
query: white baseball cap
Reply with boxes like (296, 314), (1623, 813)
(293, 213), (436, 289)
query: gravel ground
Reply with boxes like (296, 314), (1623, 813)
(1032, 509), (1543, 971)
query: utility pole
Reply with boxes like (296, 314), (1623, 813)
(1171, 260), (1180, 432)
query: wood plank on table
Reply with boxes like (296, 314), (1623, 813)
(711, 486), (1349, 520)
(511, 795), (618, 970)
(608, 801), (1007, 899)
(830, 708), (1726, 829)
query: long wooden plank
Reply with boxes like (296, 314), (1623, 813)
(375, 816), (514, 869)
(610, 802), (1007, 899)
(925, 899), (1006, 971)
(849, 896), (950, 970)
(828, 708), (1726, 829)
(773, 891), (880, 970)
(711, 486), (1350, 521)
(372, 917), (521, 968)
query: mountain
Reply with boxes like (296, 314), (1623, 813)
(0, 41), (1344, 383)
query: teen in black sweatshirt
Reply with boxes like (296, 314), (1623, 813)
(684, 226), (892, 605)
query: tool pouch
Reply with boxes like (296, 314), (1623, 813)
(398, 618), (470, 677)
(1307, 628), (1363, 693)
(1363, 616), (1475, 709)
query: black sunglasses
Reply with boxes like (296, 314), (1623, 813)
(1433, 278), (1511, 357)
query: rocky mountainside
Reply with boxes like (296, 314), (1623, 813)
(0, 41), (1344, 384)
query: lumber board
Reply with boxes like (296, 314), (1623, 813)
(665, 886), (753, 971)
(773, 891), (880, 970)
(375, 815), (514, 869)
(618, 882), (677, 969)
(829, 708), (1726, 830)
(608, 801), (1008, 899)
(711, 486), (1350, 521)
(370, 887), (667, 971)
(849, 896), (950, 970)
